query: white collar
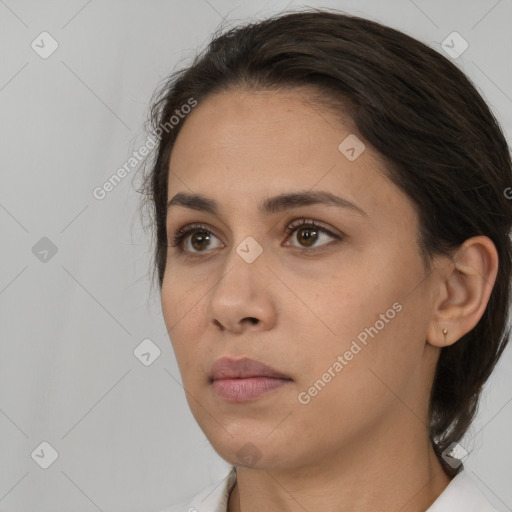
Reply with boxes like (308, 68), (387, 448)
(426, 467), (498, 512)
(165, 465), (498, 512)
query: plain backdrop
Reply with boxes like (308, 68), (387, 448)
(0, 1), (511, 511)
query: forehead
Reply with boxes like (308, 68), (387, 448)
(167, 88), (408, 223)
(170, 88), (355, 162)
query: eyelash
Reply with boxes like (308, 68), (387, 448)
(168, 218), (343, 256)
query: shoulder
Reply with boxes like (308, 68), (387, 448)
(159, 466), (499, 512)
(427, 468), (499, 512)
(157, 467), (237, 512)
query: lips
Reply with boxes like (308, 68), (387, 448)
(209, 357), (292, 381)
(209, 357), (292, 403)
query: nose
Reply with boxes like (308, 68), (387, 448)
(207, 246), (277, 334)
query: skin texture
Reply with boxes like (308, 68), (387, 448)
(161, 88), (498, 512)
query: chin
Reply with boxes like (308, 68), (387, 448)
(205, 429), (297, 471)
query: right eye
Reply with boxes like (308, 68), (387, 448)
(168, 223), (223, 254)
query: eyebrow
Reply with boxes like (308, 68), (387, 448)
(167, 190), (367, 217)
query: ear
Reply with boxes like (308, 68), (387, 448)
(427, 236), (499, 348)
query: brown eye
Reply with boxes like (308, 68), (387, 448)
(295, 226), (319, 247)
(189, 231), (212, 251)
(169, 224), (222, 253)
(284, 218), (341, 250)
(169, 218), (343, 256)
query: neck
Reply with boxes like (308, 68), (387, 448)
(227, 418), (452, 512)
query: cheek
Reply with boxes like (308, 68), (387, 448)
(294, 301), (425, 439)
(329, 287), (430, 416)
(161, 264), (207, 325)
(161, 274), (180, 336)
(308, 264), (393, 350)
(307, 247), (427, 384)
(161, 273), (207, 376)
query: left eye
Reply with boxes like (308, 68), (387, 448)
(283, 218), (342, 250)
(168, 218), (342, 254)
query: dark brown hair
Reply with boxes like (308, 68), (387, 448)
(138, 7), (512, 476)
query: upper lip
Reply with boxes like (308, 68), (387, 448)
(209, 357), (292, 381)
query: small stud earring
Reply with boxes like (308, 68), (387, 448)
(442, 328), (448, 336)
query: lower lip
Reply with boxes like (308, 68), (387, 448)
(211, 377), (291, 403)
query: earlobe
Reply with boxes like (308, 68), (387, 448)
(427, 323), (453, 348)
(427, 236), (499, 348)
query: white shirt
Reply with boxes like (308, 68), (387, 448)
(160, 465), (499, 512)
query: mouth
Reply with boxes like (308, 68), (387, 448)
(209, 357), (292, 403)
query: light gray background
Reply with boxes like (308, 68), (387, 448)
(0, 1), (511, 511)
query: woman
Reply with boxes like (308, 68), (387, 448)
(139, 8), (511, 512)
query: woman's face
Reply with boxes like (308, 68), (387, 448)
(161, 88), (443, 470)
